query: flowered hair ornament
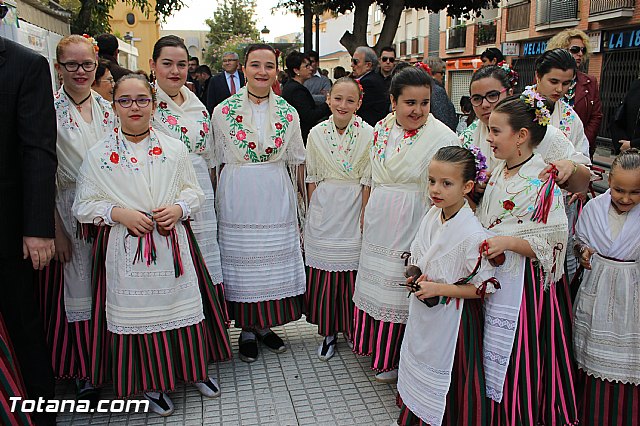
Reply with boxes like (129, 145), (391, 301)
(414, 62), (432, 76)
(496, 60), (519, 87)
(356, 79), (364, 100)
(466, 143), (489, 184)
(520, 87), (551, 127)
(82, 34), (100, 53)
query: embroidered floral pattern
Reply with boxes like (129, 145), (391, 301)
(156, 99), (209, 154)
(557, 100), (575, 138)
(372, 118), (424, 161)
(54, 90), (115, 133)
(318, 116), (363, 173)
(98, 127), (166, 172)
(217, 93), (296, 163)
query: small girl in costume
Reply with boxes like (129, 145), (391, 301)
(397, 145), (498, 426)
(573, 148), (640, 426)
(74, 74), (229, 416)
(304, 77), (373, 361)
(352, 66), (459, 383)
(477, 93), (578, 425)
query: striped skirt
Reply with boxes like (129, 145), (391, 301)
(37, 260), (92, 380)
(227, 295), (303, 330)
(352, 306), (406, 372)
(397, 300), (489, 426)
(0, 313), (33, 426)
(578, 370), (639, 426)
(90, 227), (225, 398)
(304, 266), (356, 338)
(488, 259), (579, 426)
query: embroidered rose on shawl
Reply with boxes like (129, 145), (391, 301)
(248, 142), (256, 149)
(236, 115), (243, 123)
(236, 130), (247, 141)
(265, 147), (273, 154)
(202, 110), (208, 117)
(221, 106), (230, 115)
(354, 121), (360, 127)
(114, 128), (119, 133)
(200, 130), (205, 137)
(181, 126), (188, 133)
(502, 200), (515, 210)
(131, 157), (138, 163)
(404, 129), (418, 139)
(110, 152), (119, 164)
(203, 122), (209, 133)
(274, 137), (283, 148)
(166, 115), (178, 125)
(275, 122), (283, 130)
(104, 112), (110, 118)
(152, 146), (163, 156)
(286, 113), (293, 122)
(244, 154), (250, 160)
(159, 102), (168, 109)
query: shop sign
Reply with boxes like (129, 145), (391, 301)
(603, 27), (640, 51)
(521, 40), (547, 56)
(589, 31), (601, 54)
(501, 42), (520, 56)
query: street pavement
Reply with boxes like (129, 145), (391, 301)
(55, 318), (399, 425)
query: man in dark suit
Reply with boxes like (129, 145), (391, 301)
(351, 46), (388, 126)
(194, 64), (212, 105)
(206, 51), (245, 115)
(0, 35), (57, 425)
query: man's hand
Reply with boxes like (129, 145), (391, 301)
(619, 139), (631, 152)
(22, 237), (55, 270)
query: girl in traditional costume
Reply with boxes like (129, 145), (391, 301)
(73, 74), (227, 416)
(573, 149), (640, 426)
(150, 36), (231, 366)
(352, 66), (459, 383)
(304, 77), (373, 361)
(39, 35), (115, 400)
(460, 65), (590, 191)
(211, 44), (306, 363)
(396, 146), (498, 426)
(478, 94), (578, 425)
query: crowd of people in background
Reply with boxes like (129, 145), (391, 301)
(1, 21), (640, 426)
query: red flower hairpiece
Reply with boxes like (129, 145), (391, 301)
(414, 62), (432, 76)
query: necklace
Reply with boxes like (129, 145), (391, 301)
(441, 208), (460, 223)
(64, 88), (91, 111)
(122, 128), (151, 138)
(168, 92), (180, 99)
(335, 122), (349, 131)
(248, 90), (269, 104)
(506, 153), (534, 171)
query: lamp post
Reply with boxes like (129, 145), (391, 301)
(261, 26), (270, 43)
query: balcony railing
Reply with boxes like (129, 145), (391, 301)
(447, 25), (467, 50)
(507, 2), (530, 31)
(476, 20), (497, 45)
(590, 0), (635, 16)
(536, 0), (578, 25)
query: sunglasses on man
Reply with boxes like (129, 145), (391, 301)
(569, 45), (587, 55)
(380, 57), (395, 63)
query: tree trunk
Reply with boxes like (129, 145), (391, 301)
(339, 0), (372, 55)
(303, 0), (312, 53)
(373, 0), (405, 55)
(74, 0), (96, 34)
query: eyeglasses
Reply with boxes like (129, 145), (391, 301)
(101, 77), (115, 85)
(381, 57), (395, 63)
(569, 46), (587, 55)
(58, 61), (97, 72)
(114, 98), (152, 108)
(470, 87), (508, 107)
(351, 58), (360, 65)
(222, 59), (238, 63)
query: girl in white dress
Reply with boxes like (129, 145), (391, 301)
(573, 148), (640, 426)
(150, 36), (231, 365)
(397, 146), (498, 426)
(352, 66), (459, 383)
(304, 77), (373, 361)
(40, 35), (115, 400)
(74, 75), (226, 415)
(212, 44), (306, 363)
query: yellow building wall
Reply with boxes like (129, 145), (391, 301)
(109, 0), (159, 72)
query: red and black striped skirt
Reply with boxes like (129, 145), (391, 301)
(304, 266), (356, 338)
(352, 306), (406, 372)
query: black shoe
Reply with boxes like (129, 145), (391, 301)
(76, 379), (100, 409)
(239, 334), (258, 363)
(258, 330), (286, 354)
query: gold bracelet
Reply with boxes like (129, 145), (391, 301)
(570, 160), (578, 176)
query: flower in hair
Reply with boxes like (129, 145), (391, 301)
(496, 60), (518, 87)
(414, 62), (432, 76)
(520, 87), (551, 127)
(467, 144), (489, 183)
(356, 80), (364, 100)
(82, 34), (100, 53)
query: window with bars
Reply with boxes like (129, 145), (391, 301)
(428, 13), (440, 56)
(536, 0), (578, 25)
(507, 2), (531, 32)
(449, 70), (474, 114)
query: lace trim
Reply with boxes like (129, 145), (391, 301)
(304, 258), (359, 272)
(576, 364), (640, 386)
(112, 281), (197, 296)
(107, 312), (204, 335)
(219, 221), (296, 230)
(223, 281), (305, 303)
(352, 293), (408, 323)
(65, 310), (91, 322)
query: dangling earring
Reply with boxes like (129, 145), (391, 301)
(517, 143), (522, 157)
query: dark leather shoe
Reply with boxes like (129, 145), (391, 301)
(258, 330), (286, 354)
(238, 334), (258, 363)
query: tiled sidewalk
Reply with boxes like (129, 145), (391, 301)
(55, 318), (399, 425)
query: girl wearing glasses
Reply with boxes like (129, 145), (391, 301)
(149, 36), (232, 375)
(38, 35), (115, 401)
(73, 74), (222, 416)
(352, 66), (459, 383)
(547, 29), (603, 159)
(91, 59), (114, 101)
(461, 66), (590, 193)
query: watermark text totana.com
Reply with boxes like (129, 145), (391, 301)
(10, 397), (149, 414)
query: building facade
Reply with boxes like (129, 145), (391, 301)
(109, 0), (160, 72)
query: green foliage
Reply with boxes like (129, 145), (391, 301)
(69, 0), (184, 36)
(207, 34), (256, 72)
(205, 0), (260, 49)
